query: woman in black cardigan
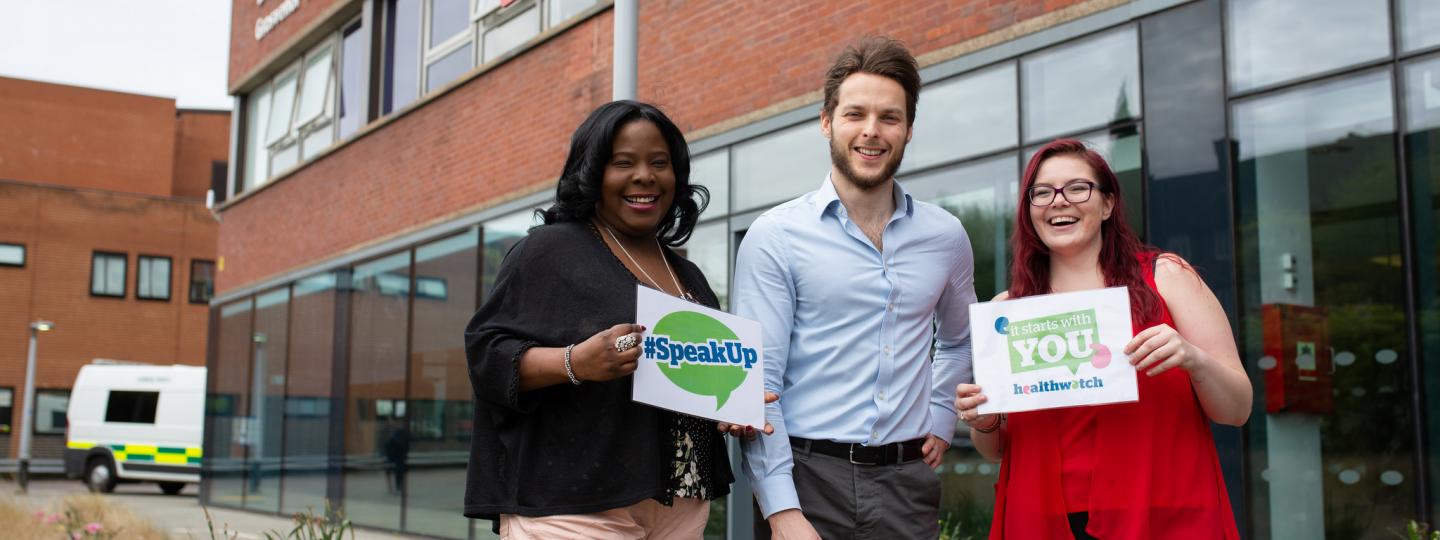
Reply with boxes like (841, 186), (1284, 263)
(464, 100), (731, 538)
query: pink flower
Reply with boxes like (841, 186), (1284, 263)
(33, 510), (44, 520)
(44, 513), (61, 524)
(71, 533), (82, 540)
(85, 522), (104, 534)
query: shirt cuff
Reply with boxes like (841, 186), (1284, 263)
(929, 403), (958, 442)
(753, 473), (801, 519)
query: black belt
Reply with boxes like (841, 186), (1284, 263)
(790, 436), (926, 466)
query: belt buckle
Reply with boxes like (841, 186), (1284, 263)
(848, 444), (878, 466)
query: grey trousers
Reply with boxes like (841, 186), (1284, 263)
(754, 444), (942, 540)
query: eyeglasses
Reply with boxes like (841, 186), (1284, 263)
(1028, 181), (1097, 207)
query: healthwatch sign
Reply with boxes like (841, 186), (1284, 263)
(972, 287), (1138, 414)
(632, 286), (764, 427)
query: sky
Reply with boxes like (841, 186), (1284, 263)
(0, 1), (233, 110)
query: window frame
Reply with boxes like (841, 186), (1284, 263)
(136, 254), (173, 302)
(0, 386), (13, 437)
(104, 390), (161, 425)
(480, 0), (541, 64)
(90, 251), (127, 298)
(0, 242), (25, 268)
(32, 389), (70, 436)
(190, 259), (217, 304)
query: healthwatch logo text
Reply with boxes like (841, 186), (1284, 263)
(642, 311), (759, 409)
(996, 309), (1113, 375)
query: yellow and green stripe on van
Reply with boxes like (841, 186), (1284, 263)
(68, 441), (202, 465)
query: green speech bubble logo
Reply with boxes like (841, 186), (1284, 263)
(1006, 309), (1099, 375)
(646, 311), (758, 409)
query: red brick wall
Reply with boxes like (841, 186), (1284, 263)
(0, 77), (177, 198)
(217, 0), (1096, 291)
(172, 111), (233, 200)
(0, 181), (217, 456)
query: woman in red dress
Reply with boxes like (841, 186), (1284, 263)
(955, 139), (1250, 539)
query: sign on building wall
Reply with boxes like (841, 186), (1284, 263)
(255, 0), (302, 41)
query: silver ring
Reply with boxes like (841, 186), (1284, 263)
(614, 334), (638, 353)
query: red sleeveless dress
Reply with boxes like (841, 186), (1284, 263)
(989, 254), (1239, 539)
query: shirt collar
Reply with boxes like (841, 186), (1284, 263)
(814, 174), (915, 221)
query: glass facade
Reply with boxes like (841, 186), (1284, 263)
(212, 0), (1440, 536)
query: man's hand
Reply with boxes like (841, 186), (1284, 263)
(921, 434), (950, 468)
(768, 509), (822, 540)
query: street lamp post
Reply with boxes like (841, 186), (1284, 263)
(18, 320), (53, 493)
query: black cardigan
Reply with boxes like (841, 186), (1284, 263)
(463, 221), (734, 521)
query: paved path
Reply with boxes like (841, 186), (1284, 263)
(4, 478), (415, 539)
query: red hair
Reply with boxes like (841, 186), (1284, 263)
(1008, 138), (1163, 324)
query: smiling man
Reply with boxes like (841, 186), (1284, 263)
(733, 37), (977, 539)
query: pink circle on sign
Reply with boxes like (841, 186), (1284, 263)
(1090, 343), (1112, 369)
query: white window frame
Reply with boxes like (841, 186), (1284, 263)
(479, 0), (541, 64)
(422, 0), (476, 93)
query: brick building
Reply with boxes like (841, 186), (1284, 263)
(213, 0), (1440, 538)
(0, 76), (226, 464)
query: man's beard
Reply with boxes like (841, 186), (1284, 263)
(829, 136), (905, 191)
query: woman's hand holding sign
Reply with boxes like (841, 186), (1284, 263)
(574, 323), (647, 382)
(1125, 323), (1202, 377)
(956, 383), (1005, 461)
(717, 391), (779, 439)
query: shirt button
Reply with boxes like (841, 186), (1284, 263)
(883, 346), (892, 355)
(872, 431), (879, 439)
(878, 391), (886, 400)
(887, 303), (894, 311)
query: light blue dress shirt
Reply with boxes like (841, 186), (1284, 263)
(735, 175), (977, 518)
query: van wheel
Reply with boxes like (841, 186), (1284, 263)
(85, 457), (117, 493)
(159, 481), (185, 495)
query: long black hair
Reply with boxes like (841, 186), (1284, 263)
(539, 100), (709, 247)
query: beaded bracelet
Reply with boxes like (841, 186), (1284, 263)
(563, 344), (581, 385)
(973, 414), (1004, 434)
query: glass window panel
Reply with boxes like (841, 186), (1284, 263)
(296, 47), (335, 127)
(405, 230), (478, 538)
(208, 299), (253, 507)
(338, 22), (366, 140)
(245, 85), (273, 190)
(92, 253), (125, 297)
(482, 7), (539, 64)
(1023, 127), (1144, 237)
(385, 0), (423, 114)
(270, 142), (300, 175)
(344, 251), (411, 531)
(267, 69), (300, 145)
(0, 388), (13, 443)
(1234, 70), (1414, 538)
(1021, 27), (1140, 143)
(301, 124), (335, 161)
(1226, 0), (1390, 93)
(1404, 55), (1440, 522)
(138, 256), (171, 300)
(482, 210), (539, 297)
(428, 0), (470, 49)
(906, 62), (1018, 171)
(732, 122), (830, 212)
(0, 243), (23, 266)
(426, 44), (473, 93)
(692, 151), (729, 221)
(901, 154), (1017, 301)
(1401, 0), (1440, 53)
(681, 222), (729, 309)
(550, 0), (596, 23)
(190, 260), (216, 304)
(34, 390), (69, 435)
(281, 273), (337, 516)
(244, 288), (289, 514)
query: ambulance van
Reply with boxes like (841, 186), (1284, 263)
(63, 362), (205, 494)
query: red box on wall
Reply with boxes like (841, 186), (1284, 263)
(1261, 303), (1334, 414)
